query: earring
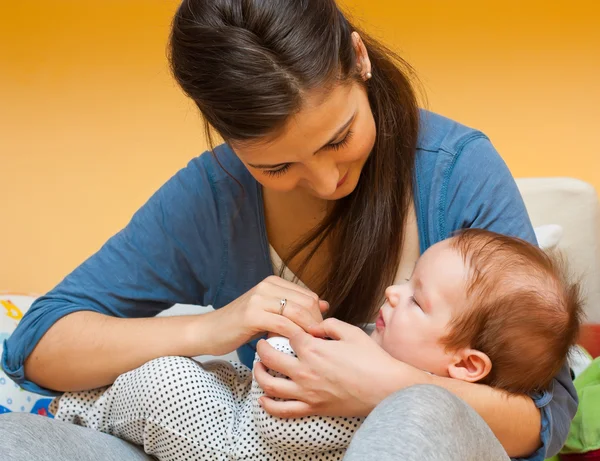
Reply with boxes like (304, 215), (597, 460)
(365, 72), (372, 80)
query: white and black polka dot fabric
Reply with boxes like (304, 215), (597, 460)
(51, 337), (363, 460)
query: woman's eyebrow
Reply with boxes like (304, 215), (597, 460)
(414, 276), (421, 291)
(248, 112), (356, 169)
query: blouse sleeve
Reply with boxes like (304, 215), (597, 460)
(2, 155), (224, 395)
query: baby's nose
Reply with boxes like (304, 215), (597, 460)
(385, 285), (402, 307)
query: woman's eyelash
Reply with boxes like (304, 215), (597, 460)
(264, 164), (291, 177)
(263, 130), (353, 177)
(325, 130), (353, 151)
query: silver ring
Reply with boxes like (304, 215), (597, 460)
(279, 298), (287, 315)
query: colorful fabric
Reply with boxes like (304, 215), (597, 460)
(560, 449), (600, 460)
(0, 293), (53, 418)
(561, 357), (600, 455)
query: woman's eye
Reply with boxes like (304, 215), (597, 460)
(264, 164), (291, 177)
(324, 130), (353, 151)
(262, 130), (353, 177)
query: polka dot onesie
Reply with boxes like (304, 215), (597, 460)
(51, 337), (364, 460)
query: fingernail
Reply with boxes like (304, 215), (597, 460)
(258, 397), (264, 407)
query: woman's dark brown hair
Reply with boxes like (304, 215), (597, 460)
(169, 0), (420, 325)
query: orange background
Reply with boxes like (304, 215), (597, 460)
(1, 1), (599, 293)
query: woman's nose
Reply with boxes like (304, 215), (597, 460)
(304, 158), (338, 196)
(385, 285), (402, 308)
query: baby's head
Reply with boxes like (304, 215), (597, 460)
(370, 229), (583, 394)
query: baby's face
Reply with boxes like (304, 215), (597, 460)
(370, 239), (469, 376)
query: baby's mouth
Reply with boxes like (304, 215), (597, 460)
(375, 309), (386, 329)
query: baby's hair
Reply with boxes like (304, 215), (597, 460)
(441, 229), (584, 394)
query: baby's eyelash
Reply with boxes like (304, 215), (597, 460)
(410, 296), (422, 309)
(263, 164), (291, 177)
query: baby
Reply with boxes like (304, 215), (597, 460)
(371, 228), (583, 394)
(51, 229), (583, 461)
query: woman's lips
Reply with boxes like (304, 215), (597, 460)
(336, 172), (349, 188)
(376, 310), (385, 329)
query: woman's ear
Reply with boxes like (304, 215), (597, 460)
(351, 31), (372, 80)
(447, 349), (492, 383)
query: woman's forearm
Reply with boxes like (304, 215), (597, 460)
(425, 374), (541, 458)
(24, 310), (221, 393)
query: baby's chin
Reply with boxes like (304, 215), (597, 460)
(369, 329), (382, 345)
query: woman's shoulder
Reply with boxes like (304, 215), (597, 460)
(189, 144), (255, 186)
(413, 109), (500, 202)
(416, 109), (489, 159)
(413, 109), (534, 249)
(133, 144), (259, 251)
(166, 143), (258, 213)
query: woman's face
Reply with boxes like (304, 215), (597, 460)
(231, 82), (376, 200)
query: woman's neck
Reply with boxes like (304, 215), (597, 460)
(263, 187), (329, 227)
(262, 186), (331, 292)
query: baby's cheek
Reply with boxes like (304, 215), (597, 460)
(390, 324), (424, 356)
(380, 327), (406, 355)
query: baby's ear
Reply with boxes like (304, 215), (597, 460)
(447, 349), (492, 383)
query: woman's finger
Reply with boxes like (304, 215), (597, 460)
(253, 362), (303, 400)
(262, 312), (305, 339)
(278, 301), (323, 331)
(256, 283), (318, 315)
(305, 317), (360, 340)
(258, 396), (314, 419)
(270, 277), (329, 315)
(318, 299), (329, 314)
(267, 286), (322, 319)
(256, 338), (301, 378)
(256, 290), (323, 329)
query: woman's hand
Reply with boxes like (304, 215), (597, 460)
(208, 276), (328, 356)
(253, 318), (432, 418)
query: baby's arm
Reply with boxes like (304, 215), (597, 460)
(251, 337), (363, 454)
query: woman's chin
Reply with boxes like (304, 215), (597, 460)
(322, 190), (353, 201)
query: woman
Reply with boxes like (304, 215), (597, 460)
(1, 0), (576, 460)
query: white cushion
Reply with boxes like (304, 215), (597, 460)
(517, 178), (600, 323)
(534, 224), (563, 251)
